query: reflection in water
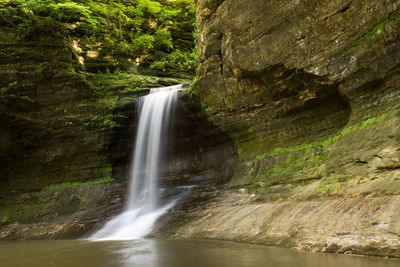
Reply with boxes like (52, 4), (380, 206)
(112, 240), (158, 267)
(0, 239), (399, 267)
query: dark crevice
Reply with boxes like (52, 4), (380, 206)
(339, 5), (350, 13)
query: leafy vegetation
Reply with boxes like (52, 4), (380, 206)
(0, 0), (196, 77)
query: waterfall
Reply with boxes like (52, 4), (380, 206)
(90, 84), (185, 241)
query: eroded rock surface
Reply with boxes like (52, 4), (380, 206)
(195, 0), (400, 159)
(170, 0), (400, 258)
(0, 25), (235, 239)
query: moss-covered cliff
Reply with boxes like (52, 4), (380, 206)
(193, 0), (400, 195)
(0, 0), (234, 238)
(0, 23), (189, 236)
(2, 0), (400, 258)
(0, 0), (237, 236)
(171, 0), (400, 258)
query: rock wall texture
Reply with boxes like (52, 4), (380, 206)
(0, 25), (235, 238)
(0, 25), (188, 194)
(175, 0), (400, 258)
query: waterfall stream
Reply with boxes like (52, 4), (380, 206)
(90, 84), (186, 241)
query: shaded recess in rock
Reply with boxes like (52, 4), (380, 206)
(108, 90), (237, 187)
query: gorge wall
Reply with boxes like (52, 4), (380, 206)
(167, 0), (400, 258)
(1, 0), (400, 259)
(0, 23), (234, 238)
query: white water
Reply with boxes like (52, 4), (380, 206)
(90, 84), (184, 241)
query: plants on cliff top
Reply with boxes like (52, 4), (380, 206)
(1, 0), (196, 77)
(149, 48), (196, 77)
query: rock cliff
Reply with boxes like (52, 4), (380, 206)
(1, 0), (400, 258)
(171, 0), (400, 258)
(0, 25), (234, 239)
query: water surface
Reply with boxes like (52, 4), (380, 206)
(0, 239), (398, 267)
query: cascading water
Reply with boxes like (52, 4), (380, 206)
(90, 84), (186, 241)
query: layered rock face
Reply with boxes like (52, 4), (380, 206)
(195, 0), (400, 160)
(175, 0), (400, 258)
(0, 26), (189, 194)
(0, 25), (235, 238)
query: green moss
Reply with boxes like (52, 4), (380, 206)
(43, 177), (114, 191)
(316, 175), (347, 195)
(264, 150), (326, 179)
(58, 194), (82, 215)
(19, 195), (59, 206)
(247, 113), (395, 193)
(0, 215), (10, 226)
(256, 143), (313, 159)
(1, 80), (19, 93)
(351, 9), (400, 47)
(87, 72), (179, 98)
(256, 113), (393, 160)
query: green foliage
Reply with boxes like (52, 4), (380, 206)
(0, 215), (10, 226)
(8, 81), (18, 88)
(1, 80), (19, 93)
(149, 49), (196, 77)
(132, 34), (155, 51)
(154, 28), (173, 51)
(92, 114), (119, 129)
(50, 2), (94, 24)
(43, 177), (115, 191)
(2, 0), (196, 77)
(137, 0), (162, 15)
(87, 72), (151, 97)
(21, 95), (32, 101)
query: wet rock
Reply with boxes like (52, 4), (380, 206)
(110, 198), (121, 205)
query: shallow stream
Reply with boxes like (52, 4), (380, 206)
(0, 239), (398, 267)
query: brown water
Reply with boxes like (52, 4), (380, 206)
(0, 239), (398, 267)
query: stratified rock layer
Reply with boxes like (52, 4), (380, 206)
(195, 0), (400, 159)
(175, 0), (400, 258)
(0, 25), (235, 239)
